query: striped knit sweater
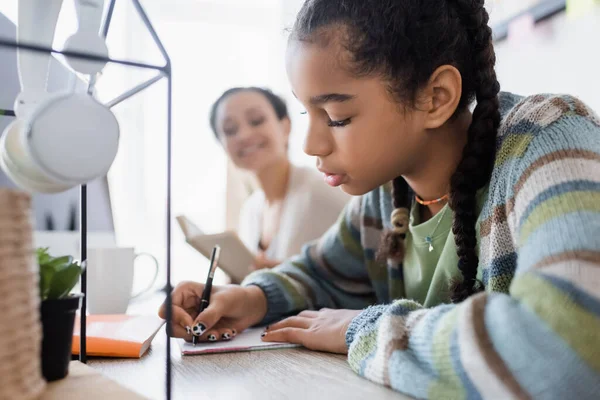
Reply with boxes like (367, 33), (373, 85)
(242, 92), (600, 399)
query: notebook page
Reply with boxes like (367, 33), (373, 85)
(179, 328), (300, 355)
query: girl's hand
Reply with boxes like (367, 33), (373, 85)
(262, 308), (362, 354)
(250, 252), (281, 271)
(158, 282), (267, 342)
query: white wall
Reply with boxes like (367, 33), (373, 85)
(494, 4), (600, 111)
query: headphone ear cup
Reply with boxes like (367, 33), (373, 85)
(24, 93), (120, 185)
(0, 120), (71, 193)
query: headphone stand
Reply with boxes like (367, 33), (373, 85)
(0, 1), (174, 398)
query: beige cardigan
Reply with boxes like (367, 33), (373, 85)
(238, 165), (350, 261)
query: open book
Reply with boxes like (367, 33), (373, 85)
(72, 315), (165, 358)
(176, 215), (255, 283)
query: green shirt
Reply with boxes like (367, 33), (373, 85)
(403, 187), (488, 307)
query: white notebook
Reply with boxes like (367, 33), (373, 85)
(179, 328), (300, 355)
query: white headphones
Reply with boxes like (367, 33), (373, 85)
(0, 0), (119, 194)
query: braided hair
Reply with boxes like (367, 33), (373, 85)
(292, 0), (501, 302)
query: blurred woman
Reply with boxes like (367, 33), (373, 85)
(210, 87), (349, 270)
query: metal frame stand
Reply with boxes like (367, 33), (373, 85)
(0, 1), (173, 398)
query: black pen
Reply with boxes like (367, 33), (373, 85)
(192, 245), (221, 346)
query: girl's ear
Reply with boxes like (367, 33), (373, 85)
(420, 65), (463, 129)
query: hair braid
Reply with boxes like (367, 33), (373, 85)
(448, 0), (501, 302)
(377, 177), (411, 263)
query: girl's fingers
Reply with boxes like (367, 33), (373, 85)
(171, 322), (193, 340)
(159, 305), (194, 337)
(262, 327), (306, 345)
(298, 310), (319, 318)
(203, 329), (220, 342)
(191, 302), (224, 337)
(217, 327), (234, 341)
(159, 281), (204, 317)
(193, 322), (246, 343)
(267, 316), (312, 332)
(172, 306), (195, 328)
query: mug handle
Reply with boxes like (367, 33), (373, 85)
(131, 252), (160, 299)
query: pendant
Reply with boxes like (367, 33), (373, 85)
(425, 236), (433, 252)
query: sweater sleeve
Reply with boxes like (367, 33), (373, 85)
(345, 101), (600, 399)
(242, 196), (377, 323)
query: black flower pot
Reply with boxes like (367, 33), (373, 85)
(40, 294), (82, 381)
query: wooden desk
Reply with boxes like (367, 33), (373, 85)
(42, 361), (146, 399)
(89, 294), (411, 400)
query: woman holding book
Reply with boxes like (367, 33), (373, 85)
(210, 87), (349, 271)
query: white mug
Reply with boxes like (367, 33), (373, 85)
(86, 247), (159, 314)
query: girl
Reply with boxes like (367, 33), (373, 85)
(209, 87), (349, 271)
(161, 1), (600, 398)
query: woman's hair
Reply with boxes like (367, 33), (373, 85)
(209, 87), (289, 138)
(292, 0), (501, 302)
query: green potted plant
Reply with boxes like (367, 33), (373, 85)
(37, 247), (84, 382)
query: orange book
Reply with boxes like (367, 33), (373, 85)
(72, 315), (165, 358)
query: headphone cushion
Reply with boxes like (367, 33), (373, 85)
(0, 135), (69, 194)
(25, 93), (120, 184)
(0, 120), (71, 193)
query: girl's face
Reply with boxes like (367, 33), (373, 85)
(286, 39), (431, 196)
(215, 91), (290, 173)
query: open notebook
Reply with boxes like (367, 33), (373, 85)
(72, 315), (165, 358)
(179, 328), (300, 355)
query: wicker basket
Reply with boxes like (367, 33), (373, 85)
(0, 189), (46, 400)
